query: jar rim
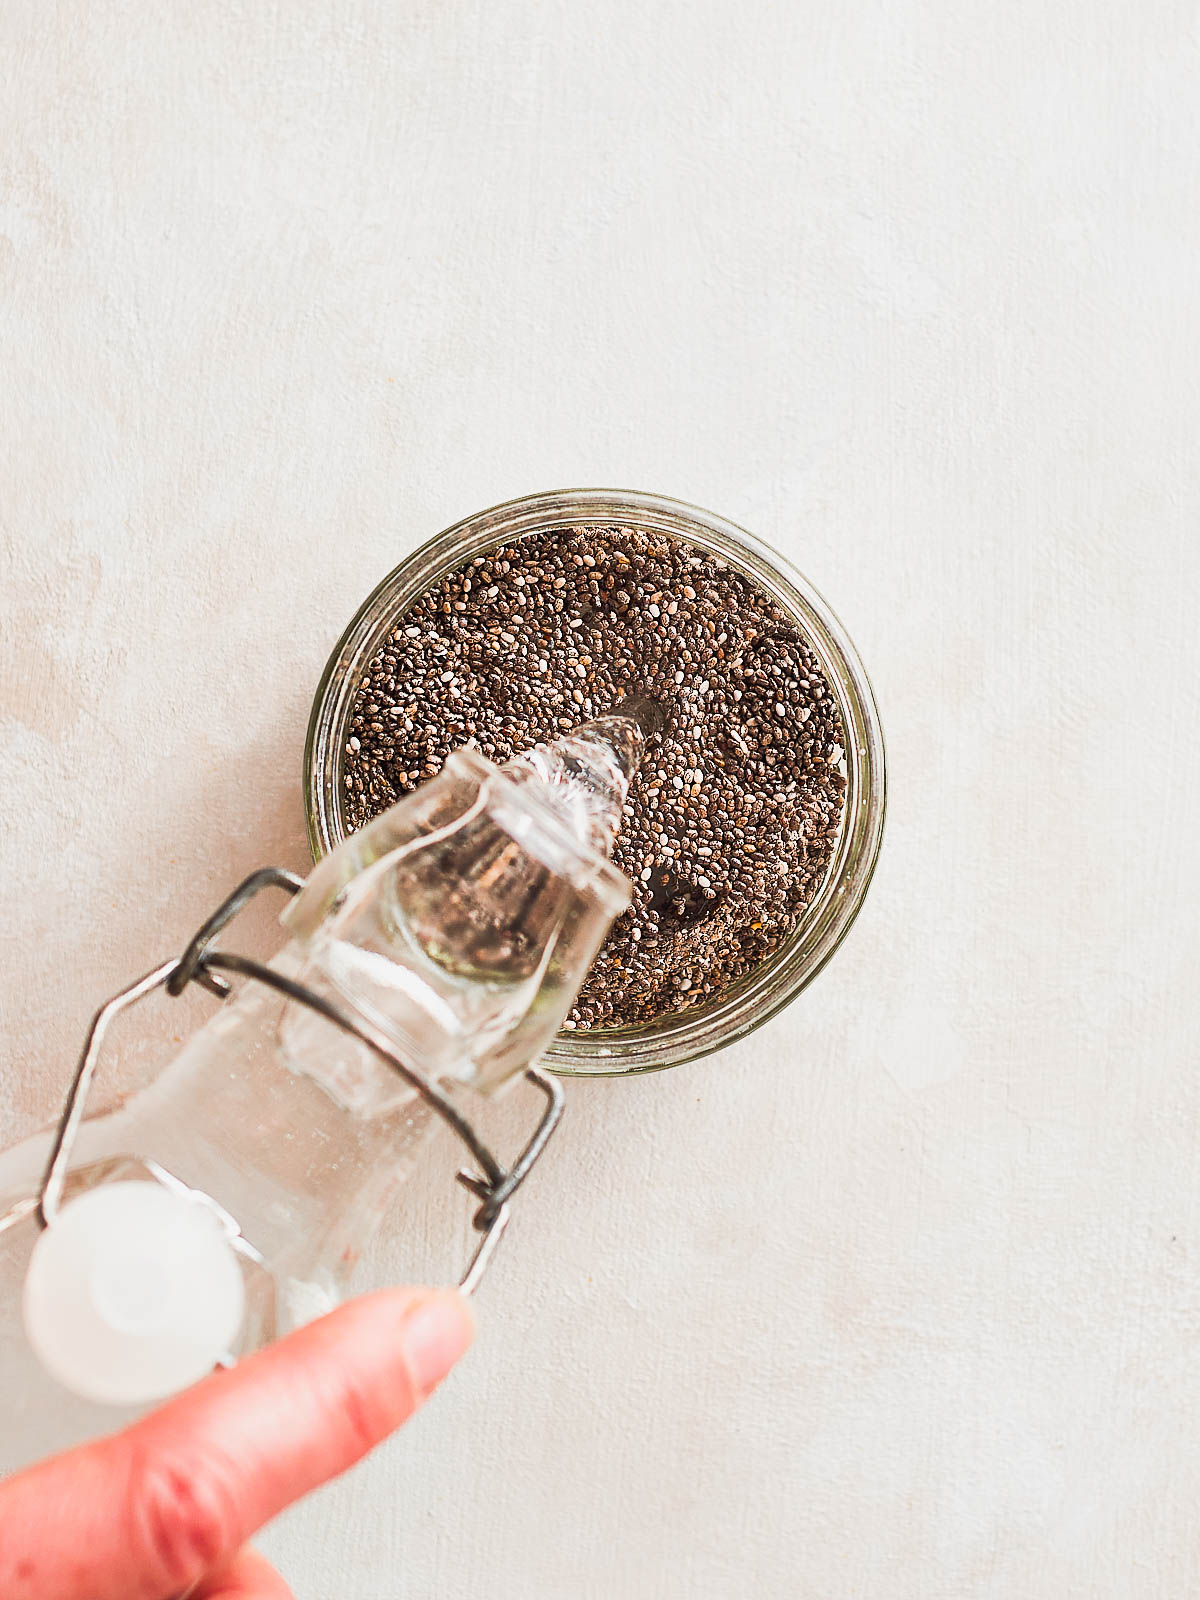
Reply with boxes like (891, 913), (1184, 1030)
(304, 488), (886, 1076)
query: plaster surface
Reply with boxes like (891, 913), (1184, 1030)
(3, 2), (1199, 1595)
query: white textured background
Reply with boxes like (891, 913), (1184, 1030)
(3, 2), (1200, 1596)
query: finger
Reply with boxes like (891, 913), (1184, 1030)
(192, 1546), (295, 1599)
(0, 1286), (473, 1600)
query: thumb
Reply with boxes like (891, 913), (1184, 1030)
(191, 1546), (296, 1598)
(0, 1286), (474, 1600)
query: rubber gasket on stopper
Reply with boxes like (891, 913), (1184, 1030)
(23, 1180), (245, 1406)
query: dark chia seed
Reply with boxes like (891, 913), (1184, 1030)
(341, 525), (847, 1029)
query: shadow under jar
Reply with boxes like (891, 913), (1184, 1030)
(305, 490), (886, 1075)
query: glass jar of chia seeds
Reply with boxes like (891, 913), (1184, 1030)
(305, 489), (886, 1075)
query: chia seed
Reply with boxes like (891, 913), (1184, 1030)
(341, 525), (847, 1029)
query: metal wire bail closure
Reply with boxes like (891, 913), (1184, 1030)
(36, 868), (565, 1299)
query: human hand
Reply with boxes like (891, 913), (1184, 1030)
(0, 1286), (474, 1599)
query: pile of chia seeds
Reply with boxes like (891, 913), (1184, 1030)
(341, 525), (846, 1029)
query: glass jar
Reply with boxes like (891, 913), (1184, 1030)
(305, 489), (886, 1075)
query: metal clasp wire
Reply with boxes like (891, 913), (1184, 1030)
(35, 867), (564, 1297)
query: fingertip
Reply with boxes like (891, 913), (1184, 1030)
(192, 1545), (295, 1598)
(396, 1288), (476, 1399)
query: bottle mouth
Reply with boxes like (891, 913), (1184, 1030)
(616, 695), (667, 738)
(447, 748), (633, 919)
(500, 702), (660, 861)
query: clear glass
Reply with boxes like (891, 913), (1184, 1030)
(0, 715), (648, 1466)
(306, 490), (887, 1075)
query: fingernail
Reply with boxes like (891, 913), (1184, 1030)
(401, 1291), (475, 1398)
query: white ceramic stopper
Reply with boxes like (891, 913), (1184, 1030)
(23, 1180), (245, 1406)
